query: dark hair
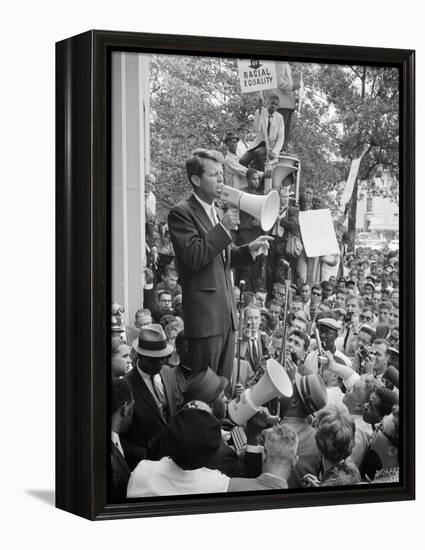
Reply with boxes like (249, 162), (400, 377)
(111, 378), (133, 415)
(246, 168), (258, 180)
(271, 327), (284, 339)
(288, 328), (310, 351)
(315, 405), (356, 463)
(359, 325), (376, 342)
(159, 314), (176, 329)
(379, 301), (392, 311)
(266, 299), (282, 310)
(158, 290), (172, 301)
(185, 149), (223, 187)
(175, 330), (186, 352)
(268, 94), (280, 103)
(374, 386), (399, 418)
(243, 291), (257, 307)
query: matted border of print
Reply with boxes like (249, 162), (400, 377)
(56, 30), (415, 520)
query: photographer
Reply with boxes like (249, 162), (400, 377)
(351, 325), (376, 374)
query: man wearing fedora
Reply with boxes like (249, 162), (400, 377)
(147, 366), (264, 478)
(121, 324), (181, 470)
(168, 149), (273, 382)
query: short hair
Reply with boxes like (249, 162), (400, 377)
(373, 338), (390, 352)
(335, 287), (347, 296)
(321, 281), (332, 289)
(246, 168), (258, 180)
(267, 299), (282, 310)
(311, 284), (321, 293)
(159, 314), (176, 329)
(346, 293), (363, 308)
(359, 325), (376, 342)
(374, 386), (399, 418)
(301, 283), (311, 289)
(288, 328), (310, 351)
(164, 319), (184, 339)
(244, 304), (261, 316)
(360, 374), (382, 401)
(164, 267), (178, 278)
(271, 327), (284, 340)
(320, 461), (361, 487)
(315, 405), (356, 463)
(268, 94), (280, 104)
(111, 378), (133, 415)
(243, 291), (257, 307)
(375, 323), (391, 340)
(158, 290), (172, 301)
(185, 149), (224, 187)
(264, 424), (298, 464)
(292, 295), (303, 304)
(379, 301), (392, 311)
(135, 307), (151, 318)
(294, 310), (309, 323)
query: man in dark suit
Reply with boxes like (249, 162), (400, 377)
(238, 304), (269, 376)
(168, 149), (273, 382)
(110, 378), (134, 501)
(121, 324), (182, 470)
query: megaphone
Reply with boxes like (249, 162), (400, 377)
(220, 185), (279, 232)
(227, 358), (293, 426)
(272, 156), (300, 189)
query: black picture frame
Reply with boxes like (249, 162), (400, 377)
(56, 30), (415, 521)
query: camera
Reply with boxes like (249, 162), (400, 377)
(357, 343), (370, 359)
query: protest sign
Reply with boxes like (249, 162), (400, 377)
(338, 147), (367, 214)
(299, 209), (340, 257)
(237, 60), (277, 93)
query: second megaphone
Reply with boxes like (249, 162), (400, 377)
(227, 359), (293, 426)
(220, 185), (279, 232)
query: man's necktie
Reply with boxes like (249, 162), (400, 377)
(210, 205), (219, 226)
(150, 375), (165, 405)
(267, 114), (272, 136)
(251, 337), (259, 365)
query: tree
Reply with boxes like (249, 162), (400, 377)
(314, 65), (399, 241)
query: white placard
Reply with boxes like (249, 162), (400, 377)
(299, 209), (340, 258)
(237, 60), (278, 93)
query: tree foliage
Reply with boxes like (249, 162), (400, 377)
(149, 56), (399, 223)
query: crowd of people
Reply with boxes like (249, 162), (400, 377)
(110, 86), (400, 501)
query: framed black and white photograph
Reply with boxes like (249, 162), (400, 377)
(56, 30), (415, 521)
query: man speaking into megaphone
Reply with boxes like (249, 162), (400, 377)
(168, 149), (275, 382)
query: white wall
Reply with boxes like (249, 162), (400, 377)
(1, 1), (423, 548)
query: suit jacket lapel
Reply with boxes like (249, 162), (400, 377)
(160, 368), (174, 414)
(188, 194), (214, 233)
(131, 369), (165, 423)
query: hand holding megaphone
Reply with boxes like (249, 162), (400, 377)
(221, 207), (240, 231)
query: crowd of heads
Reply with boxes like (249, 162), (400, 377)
(110, 159), (400, 498)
